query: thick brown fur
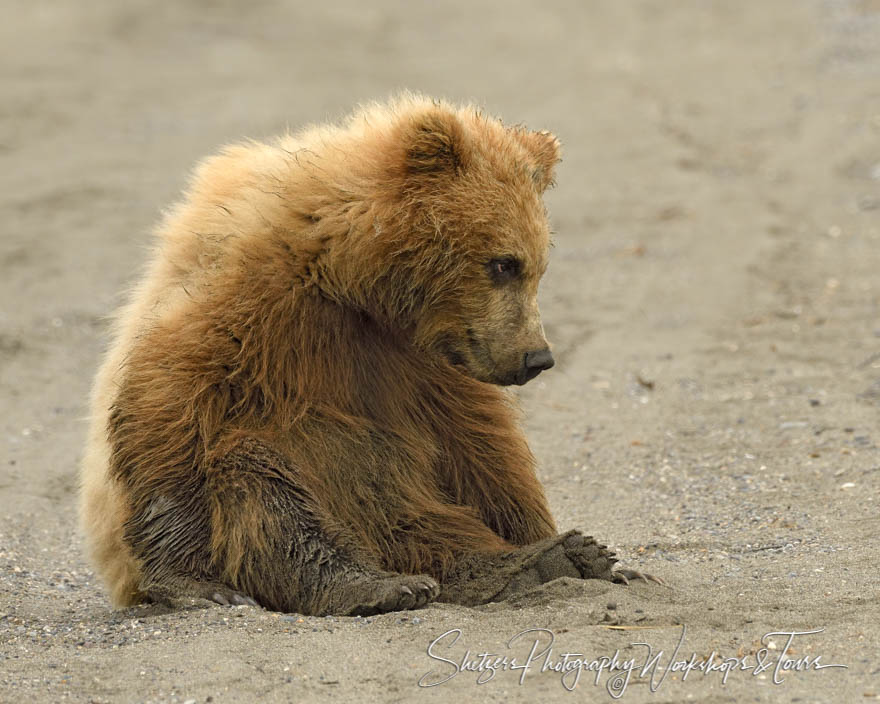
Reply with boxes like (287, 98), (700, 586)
(80, 94), (624, 615)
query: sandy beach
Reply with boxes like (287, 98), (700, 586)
(1, 1), (879, 701)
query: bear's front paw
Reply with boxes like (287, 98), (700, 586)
(557, 531), (617, 581)
(345, 574), (439, 616)
(503, 529), (616, 585)
(561, 532), (665, 585)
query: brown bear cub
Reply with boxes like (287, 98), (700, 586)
(80, 95), (656, 615)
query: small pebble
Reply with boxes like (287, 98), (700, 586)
(780, 421), (808, 429)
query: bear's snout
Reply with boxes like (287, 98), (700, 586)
(517, 348), (555, 385)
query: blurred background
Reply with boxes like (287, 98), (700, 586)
(3, 0), (879, 309)
(4, 0), (879, 489)
(1, 2), (879, 701)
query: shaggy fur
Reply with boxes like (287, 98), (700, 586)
(80, 95), (627, 615)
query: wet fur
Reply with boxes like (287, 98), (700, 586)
(80, 94), (617, 613)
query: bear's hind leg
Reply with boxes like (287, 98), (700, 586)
(202, 438), (439, 615)
(124, 437), (438, 615)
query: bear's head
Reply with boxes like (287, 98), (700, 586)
(311, 98), (562, 387)
(390, 102), (560, 387)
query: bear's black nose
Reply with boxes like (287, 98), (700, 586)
(519, 348), (555, 384)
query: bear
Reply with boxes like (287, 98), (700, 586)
(79, 94), (658, 616)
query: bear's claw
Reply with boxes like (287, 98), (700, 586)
(612, 568), (666, 586)
(346, 574), (440, 616)
(210, 588), (259, 607)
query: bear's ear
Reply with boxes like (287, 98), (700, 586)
(514, 129), (562, 192)
(404, 110), (468, 176)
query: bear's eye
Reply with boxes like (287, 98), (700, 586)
(487, 256), (521, 284)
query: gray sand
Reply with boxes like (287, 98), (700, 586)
(1, 1), (879, 702)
